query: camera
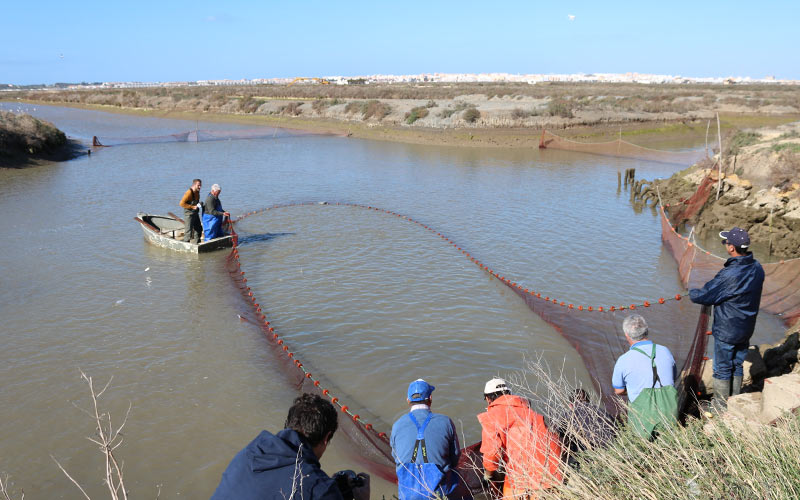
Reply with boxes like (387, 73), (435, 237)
(332, 470), (365, 500)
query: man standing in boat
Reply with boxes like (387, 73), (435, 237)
(202, 183), (230, 241)
(179, 178), (202, 244)
(689, 226), (764, 407)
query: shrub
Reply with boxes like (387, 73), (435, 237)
(278, 102), (303, 116)
(425, 100), (438, 108)
(238, 95), (261, 113)
(405, 106), (429, 124)
(511, 107), (537, 119)
(547, 99), (574, 118)
(0, 111), (67, 157)
(361, 100), (391, 120)
(462, 107), (481, 123)
(344, 101), (361, 114)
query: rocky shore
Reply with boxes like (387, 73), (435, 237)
(640, 121), (800, 259)
(0, 111), (84, 168)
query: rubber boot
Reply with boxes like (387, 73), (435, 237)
(712, 378), (731, 410)
(732, 376), (743, 396)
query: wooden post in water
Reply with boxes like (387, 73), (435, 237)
(617, 171), (622, 189)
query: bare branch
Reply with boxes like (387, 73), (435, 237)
(51, 456), (92, 500)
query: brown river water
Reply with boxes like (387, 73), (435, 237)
(0, 103), (785, 498)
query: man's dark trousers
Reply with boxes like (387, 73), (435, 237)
(183, 209), (202, 243)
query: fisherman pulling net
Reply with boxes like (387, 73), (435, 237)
(219, 202), (774, 495)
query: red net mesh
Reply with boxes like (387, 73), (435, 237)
(538, 129), (707, 165)
(660, 206), (800, 326)
(667, 175), (716, 223)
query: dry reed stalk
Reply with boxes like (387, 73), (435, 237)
(51, 370), (131, 500)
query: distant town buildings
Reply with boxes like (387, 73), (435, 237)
(2, 72), (798, 91)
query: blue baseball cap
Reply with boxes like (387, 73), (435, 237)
(720, 227), (750, 248)
(407, 379), (435, 402)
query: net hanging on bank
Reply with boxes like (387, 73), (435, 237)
(91, 126), (320, 147)
(538, 129), (707, 165)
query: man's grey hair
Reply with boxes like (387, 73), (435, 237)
(622, 314), (649, 341)
(211, 183), (221, 192)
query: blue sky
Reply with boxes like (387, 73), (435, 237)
(2, 0), (798, 84)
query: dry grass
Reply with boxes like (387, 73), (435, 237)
(0, 111), (66, 157)
(499, 358), (800, 500)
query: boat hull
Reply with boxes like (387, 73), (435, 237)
(136, 213), (233, 253)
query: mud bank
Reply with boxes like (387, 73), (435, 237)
(7, 98), (800, 151)
(0, 110), (86, 168)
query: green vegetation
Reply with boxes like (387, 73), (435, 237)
(771, 142), (800, 153)
(547, 99), (574, 118)
(725, 131), (762, 155)
(405, 106), (429, 124)
(462, 107), (481, 123)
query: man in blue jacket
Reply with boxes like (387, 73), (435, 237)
(690, 226), (765, 406)
(211, 393), (370, 500)
(390, 379), (467, 500)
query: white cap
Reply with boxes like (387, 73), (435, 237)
(484, 378), (509, 395)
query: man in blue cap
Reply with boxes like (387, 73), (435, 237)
(390, 379), (466, 500)
(690, 226), (765, 407)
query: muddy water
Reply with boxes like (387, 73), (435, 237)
(0, 103), (785, 498)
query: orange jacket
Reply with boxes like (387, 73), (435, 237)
(478, 394), (562, 492)
(180, 188), (199, 210)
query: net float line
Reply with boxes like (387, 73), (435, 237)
(230, 202), (711, 417)
(233, 202), (689, 314)
(225, 219), (393, 453)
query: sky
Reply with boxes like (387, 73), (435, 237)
(2, 0), (799, 85)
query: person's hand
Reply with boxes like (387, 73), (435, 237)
(223, 212), (230, 217)
(351, 472), (370, 500)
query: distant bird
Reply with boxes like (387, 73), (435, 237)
(568, 14), (576, 21)
(59, 53), (64, 59)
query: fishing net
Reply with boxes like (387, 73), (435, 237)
(538, 129), (707, 165)
(660, 206), (800, 326)
(220, 202), (731, 493)
(91, 126), (319, 147)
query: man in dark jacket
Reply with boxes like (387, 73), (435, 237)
(211, 393), (370, 500)
(690, 226), (765, 406)
(202, 183), (230, 241)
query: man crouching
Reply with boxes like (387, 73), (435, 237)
(212, 393), (370, 500)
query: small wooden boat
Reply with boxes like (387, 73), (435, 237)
(134, 213), (234, 253)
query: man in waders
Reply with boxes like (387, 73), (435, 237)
(179, 178), (202, 244)
(390, 379), (466, 500)
(689, 226), (764, 408)
(478, 378), (562, 498)
(612, 314), (678, 439)
(202, 183), (230, 241)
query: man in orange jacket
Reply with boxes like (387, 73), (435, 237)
(478, 378), (562, 499)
